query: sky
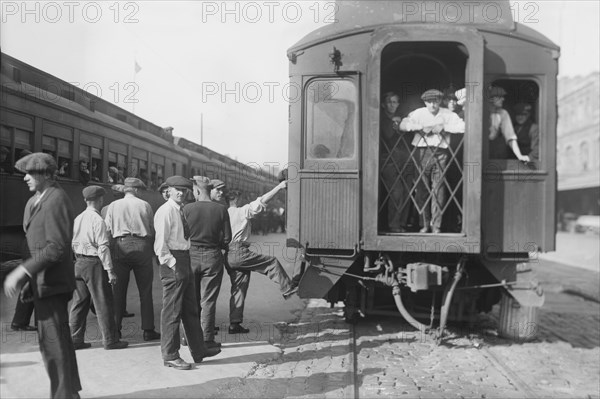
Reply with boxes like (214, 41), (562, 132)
(1, 0), (598, 169)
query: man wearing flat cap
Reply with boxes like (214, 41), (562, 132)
(185, 176), (232, 348)
(154, 176), (221, 370)
(399, 89), (465, 233)
(71, 186), (128, 350)
(511, 102), (539, 161)
(104, 177), (161, 341)
(4, 152), (82, 398)
(210, 179), (251, 334)
(487, 86), (530, 162)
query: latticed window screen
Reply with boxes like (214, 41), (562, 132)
(379, 131), (464, 233)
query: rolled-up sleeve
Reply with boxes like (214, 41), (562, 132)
(154, 209), (176, 269)
(243, 197), (266, 219)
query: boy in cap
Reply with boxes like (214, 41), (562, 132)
(399, 89), (465, 233)
(4, 152), (82, 398)
(487, 86), (530, 162)
(512, 102), (539, 161)
(70, 186), (128, 350)
(185, 176), (231, 347)
(154, 176), (221, 370)
(104, 177), (160, 341)
(210, 179), (250, 334)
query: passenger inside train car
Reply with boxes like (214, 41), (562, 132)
(487, 82), (538, 163)
(378, 42), (468, 234)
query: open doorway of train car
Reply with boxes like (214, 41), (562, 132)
(378, 42), (468, 235)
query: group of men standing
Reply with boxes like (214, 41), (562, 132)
(3, 152), (297, 397)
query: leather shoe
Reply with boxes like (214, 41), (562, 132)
(10, 324), (37, 331)
(193, 347), (221, 363)
(431, 228), (441, 234)
(205, 340), (221, 349)
(228, 323), (250, 334)
(105, 340), (128, 350)
(143, 330), (161, 341)
(73, 342), (92, 350)
(164, 358), (191, 370)
(419, 226), (431, 233)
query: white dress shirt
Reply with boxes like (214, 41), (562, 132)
(400, 107), (465, 148)
(153, 198), (190, 269)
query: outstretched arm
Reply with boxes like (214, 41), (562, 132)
(261, 181), (287, 205)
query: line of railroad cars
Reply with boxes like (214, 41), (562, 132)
(0, 52), (276, 259)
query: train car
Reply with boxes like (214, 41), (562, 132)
(286, 0), (558, 341)
(0, 52), (276, 260)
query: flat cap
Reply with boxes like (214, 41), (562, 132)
(15, 152), (57, 174)
(421, 89), (444, 101)
(192, 175), (212, 188)
(108, 166), (119, 173)
(514, 102), (532, 115)
(111, 184), (125, 193)
(210, 179), (225, 189)
(124, 177), (146, 189)
(82, 185), (106, 201)
(488, 86), (507, 97)
(165, 175), (193, 190)
(277, 168), (288, 183)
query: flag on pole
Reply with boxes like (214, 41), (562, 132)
(134, 60), (142, 74)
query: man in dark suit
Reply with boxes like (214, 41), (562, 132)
(4, 152), (82, 398)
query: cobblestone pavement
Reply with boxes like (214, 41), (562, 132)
(209, 259), (599, 399)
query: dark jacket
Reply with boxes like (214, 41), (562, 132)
(22, 181), (76, 299)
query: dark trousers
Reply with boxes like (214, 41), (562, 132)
(34, 293), (82, 399)
(190, 247), (224, 342)
(11, 297), (34, 326)
(380, 149), (416, 231)
(160, 250), (207, 361)
(227, 242), (292, 294)
(224, 258), (250, 324)
(70, 256), (118, 346)
(417, 147), (449, 230)
(112, 236), (155, 332)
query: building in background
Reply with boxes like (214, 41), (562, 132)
(556, 72), (600, 222)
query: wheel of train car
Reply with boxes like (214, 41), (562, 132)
(497, 291), (540, 341)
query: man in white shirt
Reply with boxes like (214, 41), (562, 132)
(400, 89), (465, 233)
(70, 186), (128, 350)
(488, 86), (530, 162)
(227, 181), (297, 310)
(154, 176), (220, 370)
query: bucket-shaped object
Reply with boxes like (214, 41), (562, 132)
(498, 293), (540, 341)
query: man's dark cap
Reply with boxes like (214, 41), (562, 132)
(165, 175), (193, 190)
(83, 185), (106, 201)
(15, 152), (57, 174)
(210, 179), (226, 189)
(421, 89), (444, 101)
(124, 177), (146, 189)
(277, 168), (288, 183)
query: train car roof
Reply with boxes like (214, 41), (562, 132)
(288, 0), (559, 55)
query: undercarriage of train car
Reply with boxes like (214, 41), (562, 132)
(297, 251), (544, 343)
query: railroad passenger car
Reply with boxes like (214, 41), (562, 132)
(286, 0), (558, 341)
(0, 53), (276, 259)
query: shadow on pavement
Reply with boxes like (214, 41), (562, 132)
(96, 368), (383, 399)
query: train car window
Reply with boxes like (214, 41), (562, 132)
(172, 162), (177, 175)
(304, 78), (358, 163)
(151, 163), (164, 189)
(44, 135), (72, 179)
(108, 151), (127, 183)
(489, 79), (540, 162)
